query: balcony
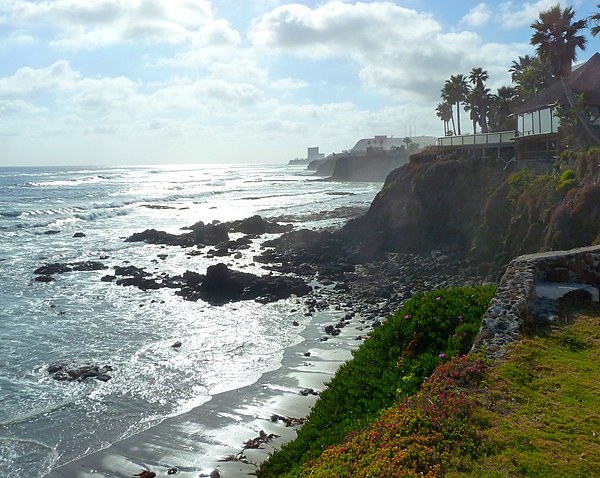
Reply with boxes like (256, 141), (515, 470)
(437, 130), (516, 147)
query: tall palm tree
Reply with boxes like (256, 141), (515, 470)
(436, 102), (453, 135)
(590, 4), (600, 36)
(468, 67), (491, 133)
(531, 4), (599, 144)
(442, 74), (469, 135)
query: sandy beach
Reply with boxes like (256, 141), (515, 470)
(44, 298), (371, 478)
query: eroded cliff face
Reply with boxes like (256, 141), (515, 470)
(343, 150), (600, 267)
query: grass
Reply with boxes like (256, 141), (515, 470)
(259, 291), (600, 477)
(447, 300), (600, 478)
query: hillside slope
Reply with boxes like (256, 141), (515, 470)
(343, 149), (600, 268)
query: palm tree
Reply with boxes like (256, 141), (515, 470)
(531, 4), (587, 76)
(441, 74), (469, 135)
(467, 67), (491, 133)
(510, 55), (553, 101)
(489, 86), (519, 132)
(590, 4), (600, 36)
(509, 55), (536, 83)
(463, 90), (479, 134)
(436, 102), (453, 135)
(531, 4), (599, 144)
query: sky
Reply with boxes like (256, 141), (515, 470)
(1, 0), (599, 166)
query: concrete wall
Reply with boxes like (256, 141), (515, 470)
(471, 245), (600, 359)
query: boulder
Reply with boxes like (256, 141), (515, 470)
(125, 229), (192, 247)
(176, 263), (310, 304)
(229, 215), (293, 235)
(47, 362), (113, 382)
(34, 261), (106, 276)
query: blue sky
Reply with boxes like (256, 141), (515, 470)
(0, 0), (598, 166)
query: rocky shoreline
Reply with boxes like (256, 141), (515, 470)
(33, 214), (490, 319)
(37, 211), (495, 477)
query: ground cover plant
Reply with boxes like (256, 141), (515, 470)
(445, 299), (600, 477)
(300, 354), (490, 478)
(258, 285), (495, 477)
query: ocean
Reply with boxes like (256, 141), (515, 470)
(0, 164), (381, 477)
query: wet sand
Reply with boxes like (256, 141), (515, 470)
(44, 305), (368, 478)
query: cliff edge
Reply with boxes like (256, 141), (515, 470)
(343, 149), (600, 267)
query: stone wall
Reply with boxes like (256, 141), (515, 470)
(471, 245), (600, 359)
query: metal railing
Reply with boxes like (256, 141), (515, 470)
(437, 130), (516, 147)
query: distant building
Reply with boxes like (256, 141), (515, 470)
(351, 135), (436, 153)
(307, 147), (325, 161)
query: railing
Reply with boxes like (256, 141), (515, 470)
(437, 130), (516, 147)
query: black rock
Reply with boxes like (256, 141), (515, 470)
(229, 215), (293, 235)
(72, 232), (86, 238)
(299, 388), (319, 396)
(47, 362), (113, 382)
(35, 275), (54, 283)
(34, 263), (72, 275)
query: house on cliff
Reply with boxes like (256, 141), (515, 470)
(513, 52), (600, 160)
(437, 52), (600, 162)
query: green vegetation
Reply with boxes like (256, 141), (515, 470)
(258, 285), (495, 477)
(301, 354), (489, 478)
(556, 168), (578, 192)
(262, 296), (600, 478)
(447, 301), (600, 477)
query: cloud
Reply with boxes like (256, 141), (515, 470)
(0, 60), (79, 98)
(0, 99), (46, 115)
(3, 0), (240, 49)
(460, 3), (492, 27)
(497, 0), (558, 28)
(250, 1), (526, 102)
(271, 78), (309, 90)
(250, 2), (440, 59)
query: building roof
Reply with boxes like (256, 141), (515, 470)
(514, 52), (600, 115)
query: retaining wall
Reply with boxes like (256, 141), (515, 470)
(471, 245), (600, 359)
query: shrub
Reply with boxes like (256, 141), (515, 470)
(301, 355), (489, 478)
(556, 168), (578, 192)
(258, 285), (495, 477)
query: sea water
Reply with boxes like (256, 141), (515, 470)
(0, 164), (381, 477)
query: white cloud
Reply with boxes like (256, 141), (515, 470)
(250, 1), (526, 102)
(460, 3), (492, 27)
(0, 61), (79, 98)
(497, 0), (558, 28)
(271, 78), (309, 90)
(0, 99), (46, 115)
(71, 76), (140, 113)
(207, 58), (268, 84)
(250, 2), (440, 59)
(3, 0), (240, 49)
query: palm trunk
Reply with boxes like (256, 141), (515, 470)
(450, 106), (456, 135)
(456, 101), (462, 135)
(561, 76), (600, 145)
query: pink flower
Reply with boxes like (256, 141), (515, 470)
(436, 296), (441, 301)
(404, 314), (410, 319)
(439, 353), (445, 358)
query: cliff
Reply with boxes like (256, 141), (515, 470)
(343, 149), (600, 267)
(308, 149), (411, 181)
